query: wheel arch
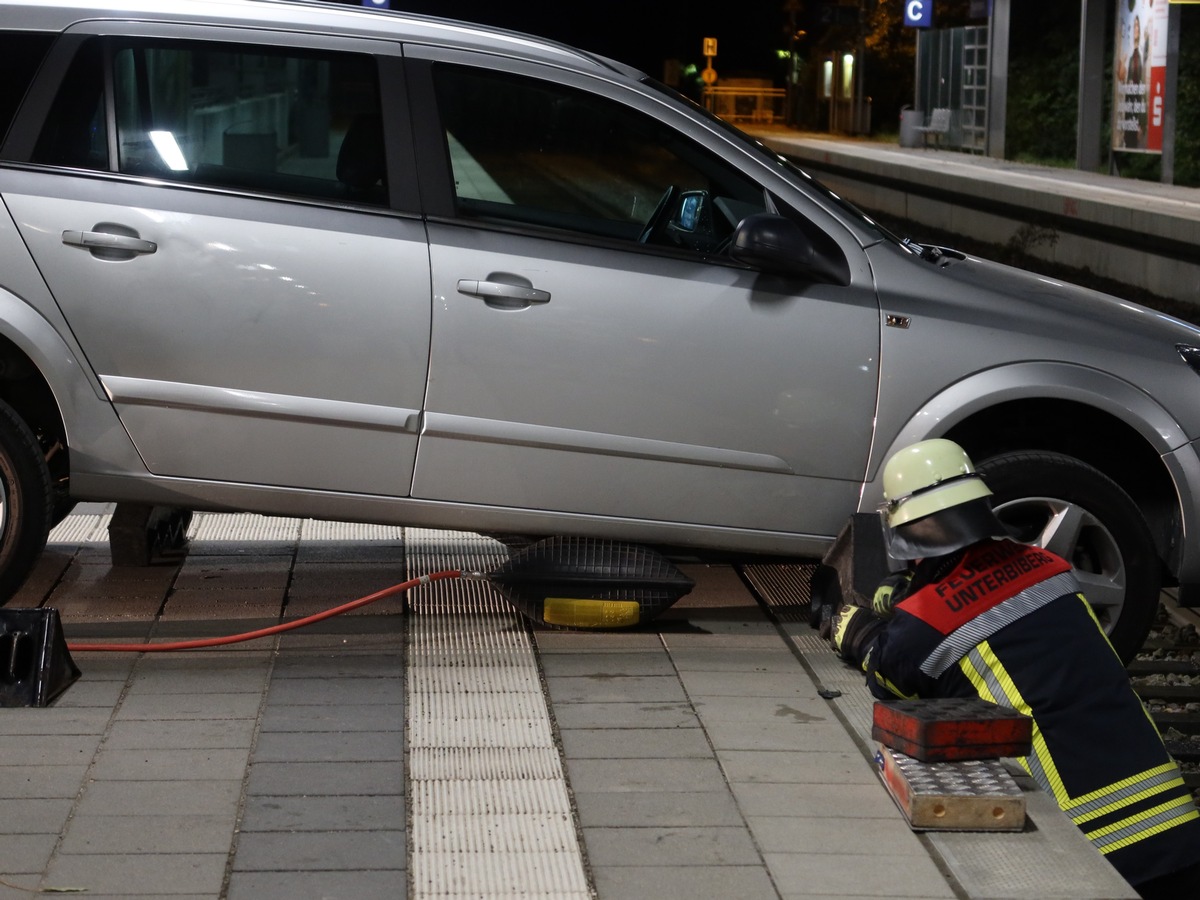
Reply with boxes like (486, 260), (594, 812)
(0, 286), (111, 502)
(866, 362), (1186, 581)
(945, 401), (1176, 573)
(0, 332), (70, 501)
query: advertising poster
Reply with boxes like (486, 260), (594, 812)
(1112, 0), (1170, 153)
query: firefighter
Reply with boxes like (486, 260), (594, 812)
(828, 439), (1200, 899)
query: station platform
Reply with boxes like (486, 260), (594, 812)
(0, 509), (1139, 899)
(746, 126), (1200, 311)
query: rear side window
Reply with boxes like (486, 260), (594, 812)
(0, 31), (55, 149)
(34, 38), (387, 206)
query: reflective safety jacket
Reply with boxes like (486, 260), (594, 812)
(861, 538), (1200, 889)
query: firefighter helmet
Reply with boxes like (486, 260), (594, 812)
(880, 439), (1008, 558)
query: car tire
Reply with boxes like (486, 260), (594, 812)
(975, 449), (1160, 664)
(49, 496), (76, 529)
(808, 563), (841, 628)
(0, 399), (52, 604)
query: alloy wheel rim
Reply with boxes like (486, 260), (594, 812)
(991, 495), (1126, 632)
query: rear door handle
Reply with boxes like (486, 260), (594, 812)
(457, 279), (550, 309)
(62, 230), (157, 256)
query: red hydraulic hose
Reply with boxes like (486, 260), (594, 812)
(65, 569), (463, 653)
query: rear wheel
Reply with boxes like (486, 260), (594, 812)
(975, 450), (1160, 664)
(0, 399), (52, 604)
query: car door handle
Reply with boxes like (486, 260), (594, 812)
(62, 230), (158, 255)
(457, 279), (550, 308)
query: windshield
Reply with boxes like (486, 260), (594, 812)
(641, 77), (907, 249)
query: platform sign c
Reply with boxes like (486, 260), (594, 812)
(904, 1), (933, 27)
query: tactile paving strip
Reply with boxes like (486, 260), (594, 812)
(49, 511), (406, 546)
(299, 520), (406, 541)
(47, 513), (110, 543)
(404, 529), (590, 899)
(187, 513), (302, 542)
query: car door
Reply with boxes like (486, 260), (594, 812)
(406, 50), (881, 540)
(2, 25), (429, 497)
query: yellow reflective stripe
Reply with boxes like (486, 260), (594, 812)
(1084, 792), (1200, 854)
(1075, 593), (1123, 662)
(957, 648), (999, 702)
(831, 606), (861, 654)
(1065, 762), (1187, 824)
(872, 584), (896, 617)
(958, 637), (1199, 855)
(871, 669), (918, 700)
(959, 643), (1069, 805)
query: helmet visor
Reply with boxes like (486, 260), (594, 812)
(881, 495), (1012, 559)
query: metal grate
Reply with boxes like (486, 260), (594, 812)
(740, 562), (816, 623)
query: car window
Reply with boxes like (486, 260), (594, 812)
(32, 39), (107, 170)
(432, 65), (767, 253)
(34, 38), (387, 207)
(0, 31), (55, 151)
(641, 76), (900, 250)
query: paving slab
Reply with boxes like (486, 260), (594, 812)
(229, 830), (406, 872)
(224, 870), (406, 900)
(573, 790), (748, 828)
(765, 851), (957, 899)
(42, 852), (229, 895)
(0, 764), (91, 798)
(558, 726), (712, 759)
(57, 814), (237, 855)
(592, 864), (779, 900)
(550, 700), (699, 730)
(582, 825), (762, 867)
(245, 760), (404, 796)
(87, 748), (249, 781)
(239, 795), (406, 832)
(546, 675), (691, 704)
(565, 757), (731, 793)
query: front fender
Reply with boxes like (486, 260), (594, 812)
(860, 360), (1186, 511)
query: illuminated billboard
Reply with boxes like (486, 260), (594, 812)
(1112, 0), (1169, 153)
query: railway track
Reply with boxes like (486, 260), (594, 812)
(1130, 595), (1200, 798)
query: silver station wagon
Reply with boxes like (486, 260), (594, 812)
(0, 0), (1198, 658)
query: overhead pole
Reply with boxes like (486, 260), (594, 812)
(1161, 2), (1181, 184)
(986, 0), (1010, 158)
(1076, 0), (1106, 171)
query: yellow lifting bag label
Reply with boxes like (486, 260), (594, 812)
(542, 598), (640, 629)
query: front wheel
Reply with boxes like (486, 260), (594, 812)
(0, 399), (52, 604)
(975, 450), (1160, 664)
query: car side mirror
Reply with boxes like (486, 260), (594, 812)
(729, 213), (847, 284)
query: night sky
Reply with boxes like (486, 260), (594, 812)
(354, 1), (787, 77)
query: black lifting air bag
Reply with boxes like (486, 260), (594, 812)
(490, 537), (694, 629)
